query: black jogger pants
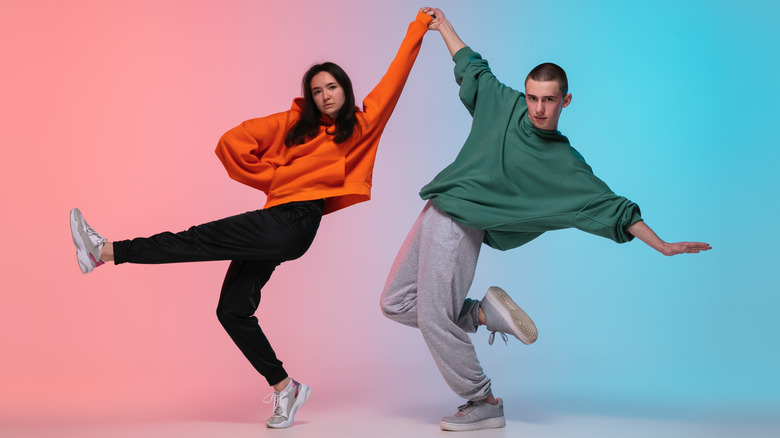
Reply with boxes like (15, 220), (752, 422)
(112, 199), (325, 386)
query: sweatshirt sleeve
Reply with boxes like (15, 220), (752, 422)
(573, 191), (643, 244)
(453, 47), (516, 116)
(214, 112), (288, 193)
(360, 11), (431, 129)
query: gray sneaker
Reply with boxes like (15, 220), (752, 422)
(440, 398), (506, 431)
(481, 286), (538, 345)
(70, 208), (107, 274)
(264, 379), (311, 428)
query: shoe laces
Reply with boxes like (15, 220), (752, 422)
(455, 400), (480, 417)
(82, 221), (106, 246)
(263, 391), (283, 416)
(488, 330), (509, 346)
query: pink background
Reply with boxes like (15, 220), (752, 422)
(2, 0), (779, 431)
(1, 0), (467, 423)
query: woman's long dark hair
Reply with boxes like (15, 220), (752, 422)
(285, 62), (359, 147)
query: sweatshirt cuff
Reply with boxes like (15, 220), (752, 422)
(415, 11), (433, 27)
(453, 46), (475, 63)
(617, 203), (643, 243)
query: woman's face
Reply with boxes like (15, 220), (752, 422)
(310, 71), (345, 119)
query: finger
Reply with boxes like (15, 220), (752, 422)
(675, 242), (712, 250)
(681, 244), (711, 253)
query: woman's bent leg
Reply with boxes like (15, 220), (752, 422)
(216, 259), (288, 386)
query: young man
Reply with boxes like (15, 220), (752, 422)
(380, 8), (711, 432)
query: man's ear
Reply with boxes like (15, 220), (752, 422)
(562, 93), (572, 108)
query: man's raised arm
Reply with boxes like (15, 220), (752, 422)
(420, 7), (466, 58)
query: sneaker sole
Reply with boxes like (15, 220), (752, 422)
(70, 208), (92, 274)
(486, 286), (538, 344)
(266, 384), (311, 429)
(440, 416), (506, 431)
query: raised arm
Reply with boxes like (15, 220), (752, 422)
(421, 8), (516, 116)
(627, 220), (712, 256)
(360, 11), (432, 124)
(421, 7), (466, 57)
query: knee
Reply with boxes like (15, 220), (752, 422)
(215, 306), (231, 326)
(216, 304), (245, 328)
(381, 297), (425, 332)
(379, 281), (414, 317)
(379, 297), (399, 321)
(285, 231), (317, 261)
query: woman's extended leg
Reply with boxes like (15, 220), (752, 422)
(70, 200), (324, 272)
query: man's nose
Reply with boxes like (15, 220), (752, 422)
(535, 101), (544, 114)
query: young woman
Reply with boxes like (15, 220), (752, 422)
(70, 10), (433, 429)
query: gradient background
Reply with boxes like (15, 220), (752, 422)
(1, 0), (778, 432)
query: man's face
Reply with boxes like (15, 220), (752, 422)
(524, 79), (572, 131)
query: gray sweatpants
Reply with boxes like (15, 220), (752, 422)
(381, 200), (490, 401)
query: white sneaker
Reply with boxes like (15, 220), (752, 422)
(264, 379), (311, 428)
(481, 286), (538, 345)
(69, 208), (106, 274)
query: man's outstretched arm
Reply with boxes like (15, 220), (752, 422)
(627, 220), (711, 256)
(420, 7), (466, 57)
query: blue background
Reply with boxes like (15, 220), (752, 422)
(375, 0), (780, 419)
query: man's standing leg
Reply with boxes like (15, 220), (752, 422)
(414, 202), (488, 400)
(382, 200), (505, 430)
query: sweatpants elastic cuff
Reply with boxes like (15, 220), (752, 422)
(267, 370), (289, 387)
(112, 240), (130, 265)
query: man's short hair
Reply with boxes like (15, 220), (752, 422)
(526, 63), (568, 95)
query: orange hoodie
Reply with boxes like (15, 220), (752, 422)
(215, 12), (432, 215)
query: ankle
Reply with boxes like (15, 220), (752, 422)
(478, 305), (486, 326)
(100, 242), (114, 262)
(273, 377), (291, 392)
(483, 394), (498, 405)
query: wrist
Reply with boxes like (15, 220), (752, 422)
(439, 20), (454, 34)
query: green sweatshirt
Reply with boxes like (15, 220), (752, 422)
(420, 47), (642, 251)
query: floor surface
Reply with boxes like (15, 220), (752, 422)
(4, 403), (778, 438)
